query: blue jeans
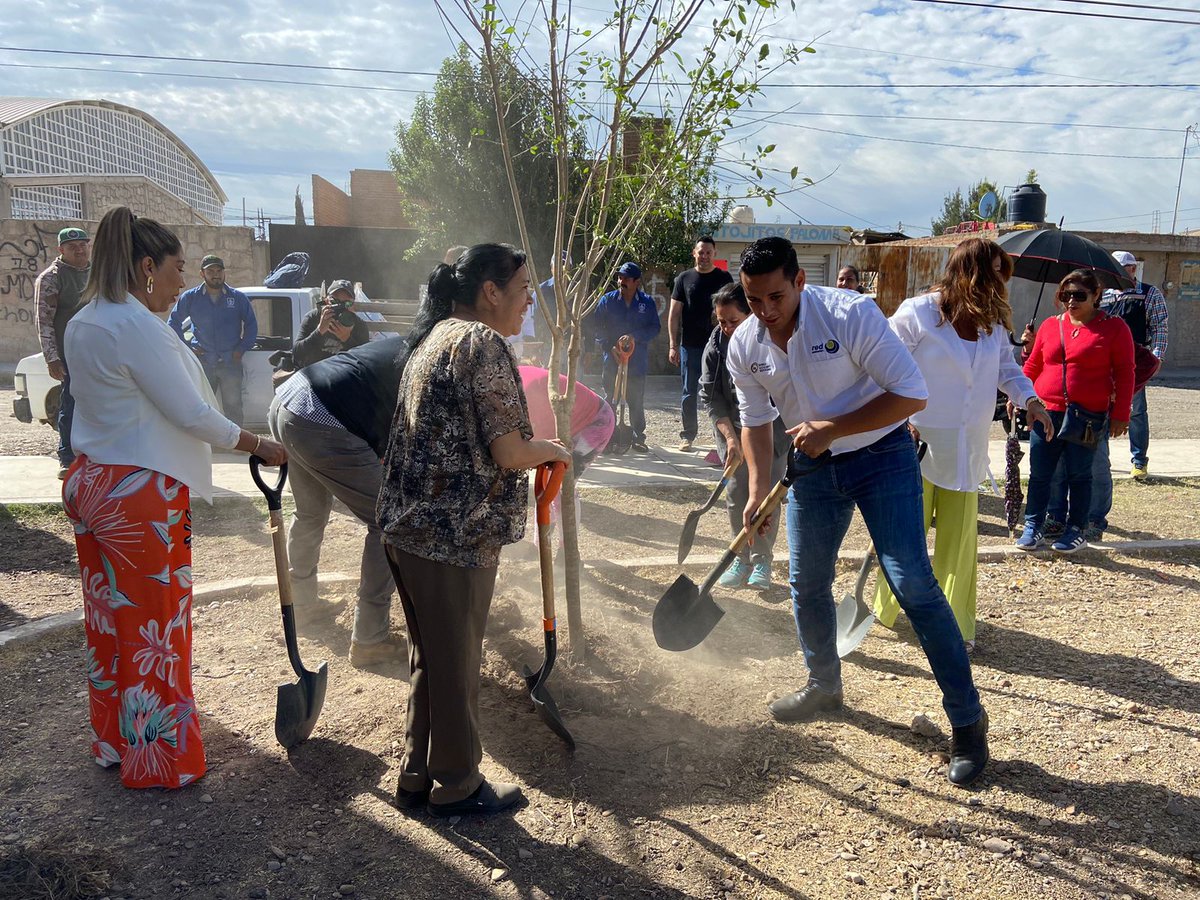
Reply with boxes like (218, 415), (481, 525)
(679, 345), (704, 441)
(1047, 425), (1110, 530)
(203, 359), (245, 427)
(57, 363), (75, 467)
(784, 426), (982, 728)
(1025, 410), (1097, 531)
(1128, 387), (1148, 467)
(603, 359), (647, 443)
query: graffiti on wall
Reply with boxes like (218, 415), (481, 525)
(0, 225), (55, 327)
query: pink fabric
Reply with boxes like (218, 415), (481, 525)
(519, 367), (605, 440)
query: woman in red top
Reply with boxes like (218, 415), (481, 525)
(1018, 269), (1134, 553)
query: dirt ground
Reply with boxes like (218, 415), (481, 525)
(2, 492), (1200, 899)
(2, 380), (1199, 900)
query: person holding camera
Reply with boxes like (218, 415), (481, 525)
(293, 279), (369, 368)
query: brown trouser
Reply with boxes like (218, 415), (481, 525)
(385, 545), (498, 804)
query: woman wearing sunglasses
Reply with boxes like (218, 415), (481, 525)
(1018, 269), (1135, 553)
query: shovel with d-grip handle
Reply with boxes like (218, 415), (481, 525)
(250, 456), (329, 749)
(606, 336), (635, 456)
(522, 461), (575, 750)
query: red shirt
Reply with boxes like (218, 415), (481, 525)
(519, 366), (603, 439)
(1023, 311), (1135, 421)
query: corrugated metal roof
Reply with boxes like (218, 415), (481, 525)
(0, 97), (65, 128)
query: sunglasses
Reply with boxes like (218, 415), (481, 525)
(1060, 290), (1092, 303)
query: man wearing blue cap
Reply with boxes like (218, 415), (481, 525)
(168, 255), (258, 425)
(34, 227), (92, 478)
(594, 262), (661, 452)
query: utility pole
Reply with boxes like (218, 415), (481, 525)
(1171, 124), (1196, 234)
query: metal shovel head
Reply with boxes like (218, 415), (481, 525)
(653, 573), (725, 651)
(835, 592), (874, 659)
(275, 660), (329, 750)
(676, 511), (703, 565)
(608, 422), (632, 456)
(523, 663), (576, 751)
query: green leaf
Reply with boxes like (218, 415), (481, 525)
(802, 46), (816, 53)
(758, 43), (770, 61)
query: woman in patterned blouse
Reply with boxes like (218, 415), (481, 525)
(377, 243), (571, 818)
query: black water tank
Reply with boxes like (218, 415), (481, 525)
(1008, 183), (1047, 224)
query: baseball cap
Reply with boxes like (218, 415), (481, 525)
(327, 279), (355, 297)
(200, 255), (225, 270)
(58, 227), (88, 244)
(618, 262), (642, 279)
(1112, 251), (1137, 267)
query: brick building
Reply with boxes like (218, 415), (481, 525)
(311, 170), (408, 228)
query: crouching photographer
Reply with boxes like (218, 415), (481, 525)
(267, 335), (406, 668)
(293, 279), (369, 368)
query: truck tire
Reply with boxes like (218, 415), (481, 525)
(45, 385), (61, 432)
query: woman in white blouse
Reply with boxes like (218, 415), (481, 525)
(873, 238), (1051, 653)
(62, 206), (286, 789)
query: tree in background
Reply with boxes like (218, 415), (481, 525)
(294, 187), (306, 226)
(389, 44), (585, 268)
(931, 178), (1005, 234)
(440, 0), (804, 659)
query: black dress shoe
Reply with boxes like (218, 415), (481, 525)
(394, 783), (431, 811)
(947, 709), (989, 787)
(427, 780), (525, 818)
(768, 685), (844, 723)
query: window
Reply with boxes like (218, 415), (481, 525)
(249, 296), (294, 350)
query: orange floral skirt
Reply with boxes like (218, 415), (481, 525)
(63, 454), (205, 788)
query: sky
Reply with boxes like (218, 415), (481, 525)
(2, 0), (1199, 236)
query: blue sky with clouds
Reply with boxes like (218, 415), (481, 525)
(3, 0), (1199, 235)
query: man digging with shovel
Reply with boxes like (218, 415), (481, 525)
(726, 237), (989, 787)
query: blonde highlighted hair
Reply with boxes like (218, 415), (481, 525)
(83, 206), (181, 303)
(933, 237), (1014, 336)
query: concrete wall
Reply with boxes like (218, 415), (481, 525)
(0, 217), (267, 366)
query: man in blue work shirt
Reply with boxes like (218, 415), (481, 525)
(168, 255), (258, 425)
(594, 261), (661, 453)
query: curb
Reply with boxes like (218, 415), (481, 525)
(0, 572), (354, 650)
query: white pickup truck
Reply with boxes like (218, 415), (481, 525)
(11, 286), (399, 431)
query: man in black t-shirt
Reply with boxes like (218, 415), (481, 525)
(669, 236), (733, 451)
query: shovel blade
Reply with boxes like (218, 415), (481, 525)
(835, 593), (874, 658)
(523, 664), (575, 751)
(653, 574), (725, 651)
(274, 661), (329, 749)
(608, 423), (632, 456)
(676, 511), (703, 564)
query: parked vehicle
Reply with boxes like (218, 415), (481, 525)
(13, 287), (321, 430)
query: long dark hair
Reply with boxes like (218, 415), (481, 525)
(400, 242), (528, 371)
(83, 206), (181, 303)
(713, 281), (750, 315)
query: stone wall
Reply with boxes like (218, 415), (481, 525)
(0, 218), (268, 368)
(83, 178), (201, 225)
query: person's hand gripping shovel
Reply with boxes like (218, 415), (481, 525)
(250, 456), (329, 749)
(522, 461), (575, 750)
(654, 447), (831, 651)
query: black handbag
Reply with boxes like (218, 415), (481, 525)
(1055, 315), (1108, 448)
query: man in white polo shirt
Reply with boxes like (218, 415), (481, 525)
(727, 236), (988, 787)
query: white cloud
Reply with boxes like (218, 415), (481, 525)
(3, 0), (1198, 234)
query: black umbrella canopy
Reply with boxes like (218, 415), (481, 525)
(997, 229), (1135, 290)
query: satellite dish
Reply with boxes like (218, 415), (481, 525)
(977, 191), (999, 220)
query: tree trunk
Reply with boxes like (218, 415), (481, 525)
(550, 316), (588, 662)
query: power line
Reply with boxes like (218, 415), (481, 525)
(731, 107), (1179, 135)
(750, 119), (1180, 160)
(1051, 0), (1200, 13)
(906, 0), (1200, 26)
(2, 46), (1199, 90)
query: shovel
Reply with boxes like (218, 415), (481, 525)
(521, 462), (575, 750)
(606, 336), (635, 456)
(676, 457), (740, 564)
(833, 440), (927, 658)
(250, 456), (329, 750)
(654, 449), (830, 651)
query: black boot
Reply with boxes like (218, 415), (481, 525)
(947, 709), (989, 787)
(768, 685), (844, 723)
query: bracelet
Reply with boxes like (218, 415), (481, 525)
(252, 434), (262, 456)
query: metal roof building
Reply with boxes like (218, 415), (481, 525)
(0, 97), (226, 225)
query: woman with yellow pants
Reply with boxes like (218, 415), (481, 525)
(873, 239), (1052, 652)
